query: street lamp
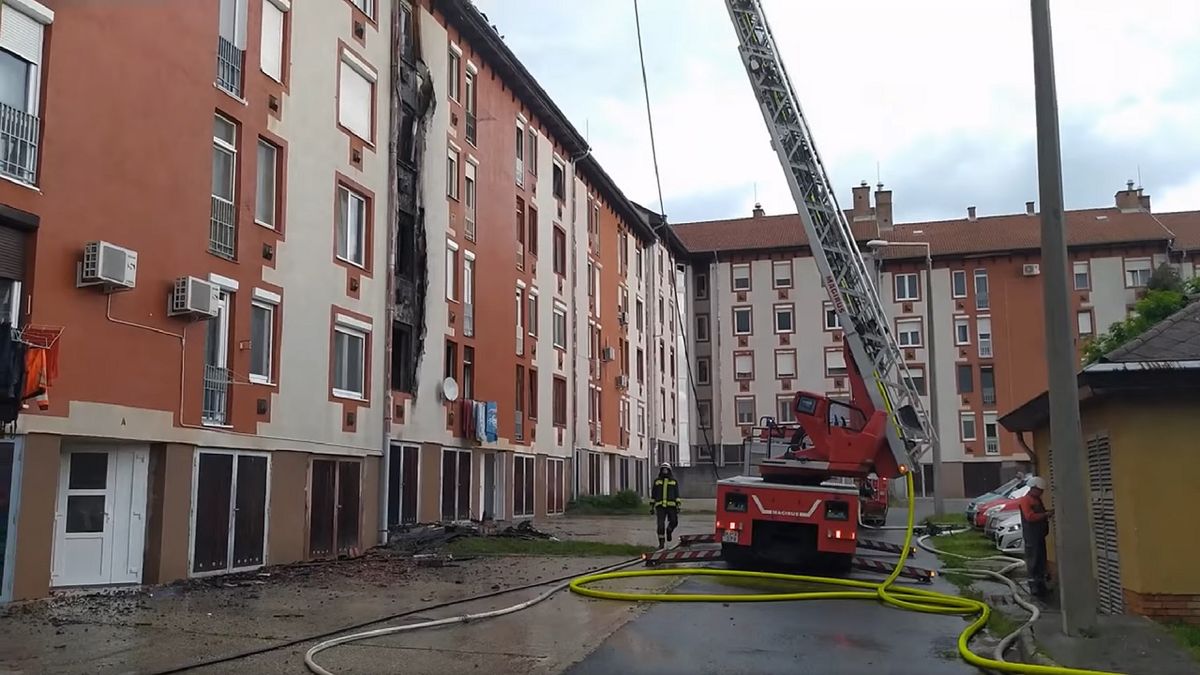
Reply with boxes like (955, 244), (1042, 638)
(865, 239), (943, 516)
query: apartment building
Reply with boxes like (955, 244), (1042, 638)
(676, 183), (1199, 498)
(384, 0), (686, 531)
(0, 0), (392, 601)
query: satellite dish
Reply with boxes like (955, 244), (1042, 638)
(441, 377), (460, 402)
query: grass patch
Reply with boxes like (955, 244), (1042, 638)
(987, 608), (1022, 638)
(931, 528), (996, 560)
(1166, 622), (1200, 661)
(566, 490), (646, 515)
(924, 513), (968, 526)
(447, 537), (653, 557)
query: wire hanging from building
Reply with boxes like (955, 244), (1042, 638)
(632, 0), (668, 227)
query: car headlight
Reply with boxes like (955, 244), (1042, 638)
(1004, 524), (1020, 533)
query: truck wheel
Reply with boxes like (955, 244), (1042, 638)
(722, 543), (753, 570)
(826, 553), (853, 576)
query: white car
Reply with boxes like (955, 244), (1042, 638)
(994, 512), (1024, 554)
(983, 485), (1031, 538)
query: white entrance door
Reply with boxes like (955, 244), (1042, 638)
(52, 446), (149, 587)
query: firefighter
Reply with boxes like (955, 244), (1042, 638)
(650, 462), (680, 549)
(1018, 476), (1055, 597)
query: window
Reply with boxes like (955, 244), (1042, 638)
(336, 186), (368, 267)
(777, 396), (796, 424)
(697, 357), (711, 385)
(445, 241), (458, 301)
(695, 272), (709, 299)
(772, 260), (793, 289)
(735, 397), (755, 426)
(462, 346), (475, 400)
(824, 349), (847, 377)
(447, 46), (460, 101)
(954, 316), (970, 345)
(697, 401), (712, 429)
(956, 364), (973, 394)
(695, 314), (710, 342)
(528, 293), (538, 336)
(338, 52), (375, 141)
(250, 301), (274, 383)
(952, 270), (967, 298)
(960, 412), (977, 441)
(254, 139), (278, 228)
(333, 326), (367, 398)
(552, 306), (567, 349)
(528, 368), (538, 419)
(527, 128), (538, 175)
(463, 255), (475, 306)
(734, 353), (754, 380)
(552, 161), (565, 200)
(775, 350), (796, 379)
(217, 0), (248, 96)
(0, 2), (45, 177)
(732, 264), (751, 291)
(513, 455), (534, 518)
(547, 458), (565, 515)
(983, 413), (1000, 455)
(774, 304), (794, 334)
(896, 318), (923, 347)
(553, 376), (567, 426)
(974, 269), (989, 309)
(528, 205), (538, 255)
(1077, 310), (1093, 336)
(637, 348), (645, 383)
(977, 317), (993, 358)
(464, 161), (477, 239)
(906, 366), (927, 396)
(514, 123), (525, 186)
(1124, 258), (1152, 287)
(636, 299), (644, 330)
(980, 367), (996, 405)
(514, 288), (525, 353)
(464, 68), (477, 144)
(1073, 261), (1091, 290)
(823, 303), (841, 331)
(210, 114), (237, 258)
(553, 227), (567, 275)
(894, 273), (919, 301)
(260, 0), (285, 82)
(444, 340), (458, 382)
(733, 307), (752, 335)
(350, 0), (374, 18)
(446, 148), (460, 200)
(392, 323), (414, 393)
(440, 448), (470, 522)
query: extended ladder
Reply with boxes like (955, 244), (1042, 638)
(723, 0), (936, 474)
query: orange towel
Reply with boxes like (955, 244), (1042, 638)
(22, 348), (49, 409)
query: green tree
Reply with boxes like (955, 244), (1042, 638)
(1082, 288), (1189, 364)
(1147, 262), (1184, 292)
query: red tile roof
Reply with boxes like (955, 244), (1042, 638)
(671, 212), (880, 253)
(1156, 211), (1200, 252)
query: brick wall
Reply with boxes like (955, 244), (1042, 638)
(1124, 590), (1200, 623)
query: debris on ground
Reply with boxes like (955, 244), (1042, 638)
(385, 520), (558, 557)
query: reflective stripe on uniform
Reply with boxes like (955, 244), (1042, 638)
(653, 478), (678, 507)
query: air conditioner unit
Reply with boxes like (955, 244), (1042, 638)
(1022, 264), (1041, 276)
(169, 276), (220, 318)
(616, 374), (629, 389)
(601, 346), (616, 362)
(77, 241), (138, 290)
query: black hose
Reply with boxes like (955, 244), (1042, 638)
(147, 556), (641, 674)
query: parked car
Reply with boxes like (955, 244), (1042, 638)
(982, 485), (1031, 534)
(989, 510), (1021, 542)
(995, 513), (1024, 554)
(965, 476), (1025, 525)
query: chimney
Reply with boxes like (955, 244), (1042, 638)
(752, 202), (765, 218)
(874, 183), (893, 230)
(967, 206), (977, 221)
(1026, 201), (1035, 215)
(1115, 179), (1149, 213)
(851, 180), (873, 222)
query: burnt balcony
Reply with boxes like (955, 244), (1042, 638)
(0, 103), (39, 184)
(202, 364), (232, 425)
(216, 36), (244, 98)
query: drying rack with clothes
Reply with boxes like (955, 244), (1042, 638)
(0, 324), (63, 432)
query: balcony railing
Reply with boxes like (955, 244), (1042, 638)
(465, 111), (477, 145)
(985, 437), (1000, 455)
(465, 213), (476, 242)
(978, 338), (993, 359)
(463, 303), (475, 338)
(202, 364), (232, 425)
(216, 36), (244, 98)
(0, 103), (39, 184)
(514, 412), (524, 441)
(982, 388), (997, 405)
(516, 322), (524, 356)
(210, 196), (236, 259)
(976, 292), (990, 310)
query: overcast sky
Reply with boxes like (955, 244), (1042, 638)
(471, 0), (1200, 224)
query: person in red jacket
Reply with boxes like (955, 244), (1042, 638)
(1018, 477), (1055, 597)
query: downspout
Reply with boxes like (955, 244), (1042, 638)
(569, 147), (591, 499)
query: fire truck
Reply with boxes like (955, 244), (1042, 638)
(712, 0), (936, 572)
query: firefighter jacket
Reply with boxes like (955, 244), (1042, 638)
(652, 475), (680, 508)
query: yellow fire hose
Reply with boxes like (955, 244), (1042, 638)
(569, 472), (1125, 675)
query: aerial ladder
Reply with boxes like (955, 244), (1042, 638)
(708, 0), (939, 571)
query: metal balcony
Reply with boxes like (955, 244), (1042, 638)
(514, 412), (524, 441)
(216, 36), (244, 98)
(210, 196), (236, 259)
(982, 389), (997, 405)
(984, 437), (1000, 455)
(464, 214), (476, 242)
(0, 103), (39, 184)
(465, 111), (477, 146)
(976, 291), (990, 310)
(202, 364), (232, 425)
(463, 303), (475, 338)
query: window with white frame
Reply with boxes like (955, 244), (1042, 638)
(447, 45), (460, 101)
(338, 51), (375, 141)
(896, 318), (922, 347)
(336, 185), (367, 267)
(734, 396), (755, 426)
(1124, 258), (1152, 287)
(527, 292), (538, 337)
(734, 353), (753, 380)
(250, 299), (275, 383)
(894, 273), (919, 301)
(731, 263), (751, 291)
(259, 0), (286, 82)
(960, 411), (977, 441)
(1073, 261), (1091, 290)
(977, 317), (993, 358)
(906, 366), (926, 396)
(974, 269), (989, 309)
(777, 396), (796, 424)
(774, 304), (794, 334)
(211, 115), (238, 257)
(446, 147), (460, 200)
(514, 122), (525, 186)
(445, 241), (458, 301)
(552, 306), (567, 348)
(695, 272), (709, 299)
(1077, 310), (1093, 336)
(464, 160), (477, 238)
(0, 1), (45, 184)
(333, 324), (367, 398)
(255, 139), (278, 228)
(775, 350), (796, 379)
(772, 260), (793, 288)
(527, 128), (538, 175)
(823, 303), (841, 330)
(695, 314), (710, 342)
(951, 270), (967, 298)
(825, 349), (847, 377)
(983, 413), (1000, 455)
(954, 316), (970, 345)
(696, 400), (713, 429)
(696, 357), (711, 385)
(350, 0), (374, 18)
(513, 455), (534, 518)
(733, 307), (752, 335)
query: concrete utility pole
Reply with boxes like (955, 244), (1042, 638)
(1030, 0), (1099, 635)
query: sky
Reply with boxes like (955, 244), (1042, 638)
(470, 0), (1200, 225)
